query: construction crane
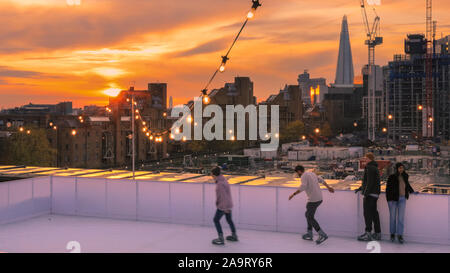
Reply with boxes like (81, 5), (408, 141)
(424, 0), (435, 138)
(360, 0), (383, 141)
(360, 0), (383, 66)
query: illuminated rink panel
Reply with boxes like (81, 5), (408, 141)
(106, 171), (151, 179)
(0, 166), (16, 170)
(37, 168), (83, 175)
(242, 176), (285, 186)
(0, 167), (41, 175)
(54, 169), (107, 177)
(77, 170), (128, 178)
(158, 173), (202, 182)
(132, 172), (174, 180)
(227, 176), (259, 184)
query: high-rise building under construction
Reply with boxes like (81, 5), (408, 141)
(384, 34), (450, 142)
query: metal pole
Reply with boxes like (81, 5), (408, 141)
(131, 93), (136, 180)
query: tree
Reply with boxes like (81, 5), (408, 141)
(321, 122), (333, 138)
(280, 120), (305, 144)
(0, 128), (56, 167)
(187, 140), (209, 153)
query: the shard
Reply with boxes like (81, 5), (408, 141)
(334, 15), (355, 86)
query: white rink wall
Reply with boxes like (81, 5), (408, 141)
(0, 177), (51, 224)
(0, 176), (449, 245)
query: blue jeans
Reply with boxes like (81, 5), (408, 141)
(388, 196), (406, 235)
(213, 209), (236, 236)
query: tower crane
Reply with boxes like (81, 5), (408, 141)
(424, 0), (434, 138)
(360, 0), (383, 66)
(360, 0), (383, 141)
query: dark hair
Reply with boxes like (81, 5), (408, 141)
(395, 163), (406, 175)
(294, 165), (305, 173)
(211, 166), (221, 176)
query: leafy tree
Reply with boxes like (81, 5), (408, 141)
(187, 140), (209, 153)
(280, 120), (305, 144)
(321, 122), (333, 138)
(0, 128), (56, 167)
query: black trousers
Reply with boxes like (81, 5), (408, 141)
(213, 209), (236, 235)
(363, 196), (381, 233)
(305, 200), (323, 232)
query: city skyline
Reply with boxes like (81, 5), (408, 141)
(1, 0), (450, 108)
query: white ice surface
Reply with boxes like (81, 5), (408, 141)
(0, 215), (449, 253)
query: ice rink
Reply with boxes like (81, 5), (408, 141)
(0, 215), (449, 253)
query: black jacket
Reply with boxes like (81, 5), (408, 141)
(359, 160), (381, 197)
(386, 172), (415, 201)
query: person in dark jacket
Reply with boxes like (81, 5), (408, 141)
(386, 163), (416, 244)
(355, 153), (381, 241)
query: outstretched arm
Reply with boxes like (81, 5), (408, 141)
(318, 176), (335, 193)
(289, 189), (302, 200)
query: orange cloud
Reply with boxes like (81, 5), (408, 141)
(1, 0), (450, 108)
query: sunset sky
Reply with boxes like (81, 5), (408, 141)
(0, 0), (449, 109)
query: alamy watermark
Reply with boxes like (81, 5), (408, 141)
(170, 97), (280, 151)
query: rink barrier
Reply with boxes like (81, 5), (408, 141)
(0, 176), (448, 245)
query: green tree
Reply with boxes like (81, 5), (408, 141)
(321, 122), (333, 138)
(187, 140), (209, 153)
(0, 128), (56, 167)
(280, 120), (305, 144)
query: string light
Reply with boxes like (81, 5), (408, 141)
(19, 127), (24, 132)
(199, 0), (262, 108)
(72, 129), (77, 136)
(102, 1), (263, 142)
(26, 130), (31, 135)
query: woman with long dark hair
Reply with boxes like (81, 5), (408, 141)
(386, 163), (416, 244)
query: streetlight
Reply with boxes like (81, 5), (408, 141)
(388, 114), (393, 120)
(71, 129), (77, 136)
(382, 128), (387, 133)
(315, 128), (320, 134)
(418, 105), (423, 111)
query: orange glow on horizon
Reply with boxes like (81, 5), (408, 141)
(2, 1), (450, 108)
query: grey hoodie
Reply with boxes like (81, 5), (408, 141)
(215, 175), (233, 213)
